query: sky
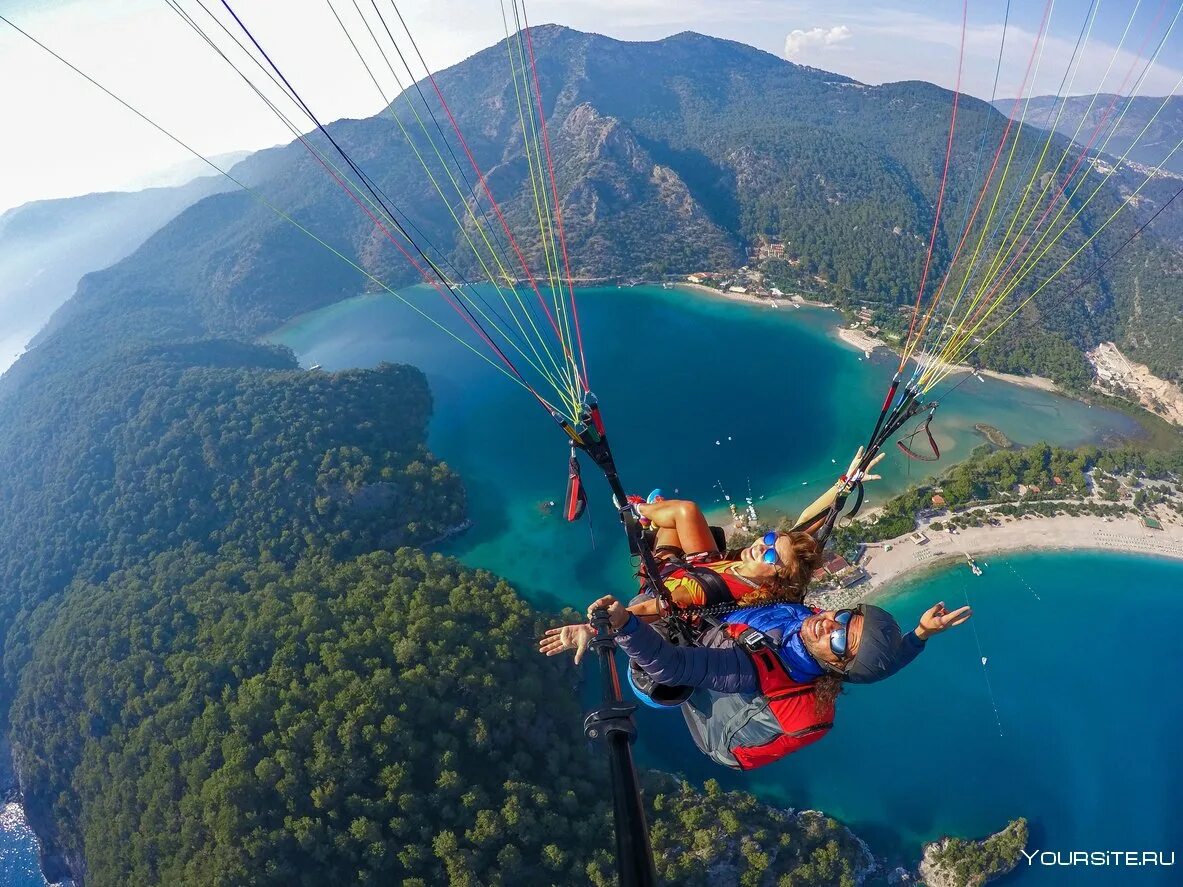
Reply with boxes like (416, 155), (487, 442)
(0, 0), (1180, 214)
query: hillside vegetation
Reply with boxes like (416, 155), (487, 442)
(6, 27), (1181, 401)
(0, 340), (872, 884)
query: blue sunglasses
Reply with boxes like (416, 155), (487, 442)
(829, 609), (856, 658)
(759, 531), (782, 565)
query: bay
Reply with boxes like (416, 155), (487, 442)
(271, 285), (1178, 881)
(271, 284), (1139, 604)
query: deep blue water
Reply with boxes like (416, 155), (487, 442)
(271, 285), (1182, 883)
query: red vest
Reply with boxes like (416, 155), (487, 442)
(681, 622), (835, 770)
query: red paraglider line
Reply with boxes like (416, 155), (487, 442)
(387, 3), (568, 348)
(905, 0), (1055, 359)
(901, 0), (969, 371)
(958, 0), (1171, 334)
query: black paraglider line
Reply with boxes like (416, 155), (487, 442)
(366, 0), (519, 277)
(341, 0), (574, 391)
(175, 0), (510, 332)
(175, 0), (585, 416)
(215, 0), (549, 403)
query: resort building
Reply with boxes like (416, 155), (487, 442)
(839, 568), (868, 588)
(823, 553), (851, 574)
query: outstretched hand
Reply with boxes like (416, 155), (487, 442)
(537, 595), (631, 664)
(915, 601), (972, 640)
(845, 446), (887, 483)
(539, 622), (595, 664)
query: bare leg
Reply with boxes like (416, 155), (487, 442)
(637, 499), (719, 555)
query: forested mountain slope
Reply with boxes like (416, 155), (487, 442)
(7, 549), (871, 886)
(995, 94), (1183, 176)
(0, 173), (234, 373)
(0, 340), (465, 634)
(6, 26), (1180, 398)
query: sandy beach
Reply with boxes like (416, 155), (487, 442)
(834, 326), (887, 357)
(809, 512), (1183, 610)
(950, 366), (1061, 394)
(830, 326), (1063, 394)
(671, 282), (834, 311)
(679, 287), (1072, 397)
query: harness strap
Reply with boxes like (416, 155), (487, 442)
(897, 410), (941, 462)
(662, 557), (747, 608)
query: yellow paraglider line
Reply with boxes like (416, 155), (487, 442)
(171, 0), (585, 419)
(925, 0), (1181, 382)
(924, 72), (1183, 389)
(324, 0), (582, 416)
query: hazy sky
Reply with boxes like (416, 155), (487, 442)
(1, 0), (1180, 213)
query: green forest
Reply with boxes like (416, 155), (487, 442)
(0, 340), (870, 885)
(8, 550), (871, 886)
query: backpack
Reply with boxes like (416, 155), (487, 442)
(681, 622), (834, 770)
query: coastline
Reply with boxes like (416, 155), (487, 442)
(670, 282), (835, 311)
(810, 513), (1183, 609)
(830, 326), (1061, 394)
(834, 326), (885, 357)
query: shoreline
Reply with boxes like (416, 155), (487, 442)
(670, 281), (835, 311)
(810, 513), (1183, 609)
(830, 326), (1061, 394)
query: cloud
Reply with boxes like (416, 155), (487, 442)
(784, 25), (851, 60)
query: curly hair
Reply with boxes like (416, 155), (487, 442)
(812, 674), (845, 713)
(737, 530), (824, 606)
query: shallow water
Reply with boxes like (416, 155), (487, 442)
(272, 284), (1140, 603)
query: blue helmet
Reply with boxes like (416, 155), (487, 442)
(626, 662), (692, 709)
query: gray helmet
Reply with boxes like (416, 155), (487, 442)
(842, 604), (913, 684)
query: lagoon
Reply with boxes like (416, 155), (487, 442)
(273, 285), (1179, 880)
(272, 284), (1139, 603)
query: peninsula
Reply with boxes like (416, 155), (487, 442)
(801, 442), (1183, 606)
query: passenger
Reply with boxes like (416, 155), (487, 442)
(630, 494), (824, 611)
(624, 447), (885, 615)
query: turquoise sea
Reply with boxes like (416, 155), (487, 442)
(271, 285), (1181, 882)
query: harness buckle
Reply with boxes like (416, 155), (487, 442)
(737, 627), (769, 652)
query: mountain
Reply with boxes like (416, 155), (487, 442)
(5, 26), (1181, 398)
(993, 94), (1183, 176)
(0, 172), (235, 373)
